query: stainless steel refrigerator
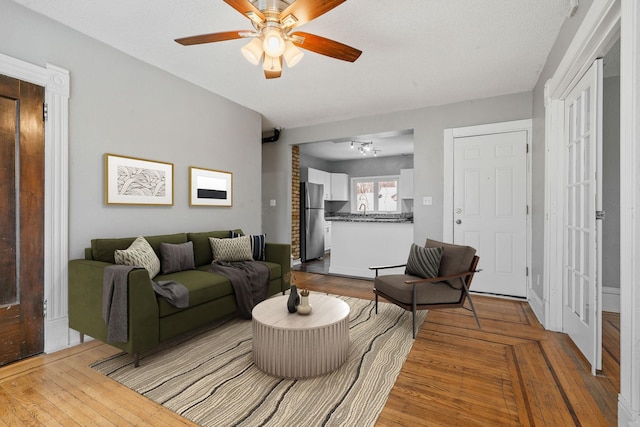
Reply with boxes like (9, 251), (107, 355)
(300, 182), (325, 262)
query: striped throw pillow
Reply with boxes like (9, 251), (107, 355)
(405, 244), (443, 279)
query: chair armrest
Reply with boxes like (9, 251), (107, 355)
(369, 264), (407, 271)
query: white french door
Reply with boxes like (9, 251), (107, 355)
(562, 59), (603, 374)
(453, 131), (528, 297)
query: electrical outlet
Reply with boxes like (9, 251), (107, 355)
(269, 199), (276, 207)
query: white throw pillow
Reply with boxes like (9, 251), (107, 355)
(114, 236), (161, 279)
(209, 235), (253, 262)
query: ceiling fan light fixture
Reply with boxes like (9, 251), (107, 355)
(262, 28), (286, 57)
(262, 54), (282, 72)
(283, 41), (304, 68)
(241, 37), (264, 65)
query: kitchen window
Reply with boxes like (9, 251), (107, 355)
(351, 176), (399, 213)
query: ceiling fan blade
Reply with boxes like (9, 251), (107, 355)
(291, 32), (362, 62)
(175, 31), (245, 46)
(280, 0), (346, 29)
(224, 0), (265, 24)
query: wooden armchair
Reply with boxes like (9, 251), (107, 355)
(370, 239), (481, 338)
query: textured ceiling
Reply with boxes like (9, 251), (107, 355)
(11, 0), (569, 131)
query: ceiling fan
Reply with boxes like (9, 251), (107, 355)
(175, 0), (362, 79)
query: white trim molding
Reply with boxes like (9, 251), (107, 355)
(602, 287), (621, 313)
(620, 0), (640, 424)
(543, 0), (640, 423)
(0, 53), (70, 354)
(543, 80), (565, 332)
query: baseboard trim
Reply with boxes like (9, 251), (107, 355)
(527, 290), (546, 328)
(619, 394), (640, 426)
(603, 286), (621, 313)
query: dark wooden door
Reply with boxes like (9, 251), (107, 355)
(0, 74), (45, 366)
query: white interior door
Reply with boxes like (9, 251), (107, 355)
(562, 59), (603, 374)
(453, 131), (528, 297)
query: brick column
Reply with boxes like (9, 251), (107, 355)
(291, 145), (300, 260)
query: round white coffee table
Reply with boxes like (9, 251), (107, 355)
(252, 294), (350, 378)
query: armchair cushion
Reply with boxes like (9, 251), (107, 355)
(425, 239), (476, 289)
(405, 244), (443, 279)
(375, 274), (463, 305)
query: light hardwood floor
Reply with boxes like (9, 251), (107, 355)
(0, 272), (619, 426)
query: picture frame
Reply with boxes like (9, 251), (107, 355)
(190, 166), (233, 207)
(105, 153), (174, 205)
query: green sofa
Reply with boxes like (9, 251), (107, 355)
(68, 229), (291, 366)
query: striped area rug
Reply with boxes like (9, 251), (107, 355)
(91, 295), (426, 427)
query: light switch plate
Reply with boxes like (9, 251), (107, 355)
(423, 196), (433, 206)
(269, 199), (276, 207)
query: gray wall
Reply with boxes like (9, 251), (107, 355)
(603, 76), (620, 289)
(1, 0), (263, 259)
(263, 92), (532, 246)
(530, 0), (595, 300)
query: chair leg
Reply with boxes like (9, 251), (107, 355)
(412, 285), (417, 339)
(460, 283), (481, 328)
(375, 292), (379, 314)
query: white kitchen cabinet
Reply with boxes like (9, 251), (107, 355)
(324, 222), (331, 251)
(329, 173), (349, 201)
(307, 167), (331, 200)
(399, 168), (414, 199)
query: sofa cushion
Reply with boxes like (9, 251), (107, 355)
(91, 233), (188, 263)
(405, 244), (443, 279)
(194, 260), (281, 280)
(188, 229), (243, 266)
(155, 270), (234, 317)
(209, 235), (253, 262)
(114, 236), (161, 279)
(91, 237), (136, 263)
(160, 241), (196, 274)
(374, 274), (463, 305)
(144, 233), (189, 257)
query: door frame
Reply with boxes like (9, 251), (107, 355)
(543, 0), (640, 423)
(0, 53), (70, 354)
(543, 1), (619, 335)
(443, 119), (532, 298)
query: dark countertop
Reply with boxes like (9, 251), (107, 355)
(325, 213), (413, 224)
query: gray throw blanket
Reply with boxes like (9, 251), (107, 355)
(208, 261), (271, 319)
(102, 265), (189, 343)
(102, 265), (137, 343)
(152, 281), (189, 309)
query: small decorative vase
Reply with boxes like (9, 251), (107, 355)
(287, 285), (300, 313)
(297, 294), (312, 315)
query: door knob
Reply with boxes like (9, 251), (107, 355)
(456, 219), (462, 224)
